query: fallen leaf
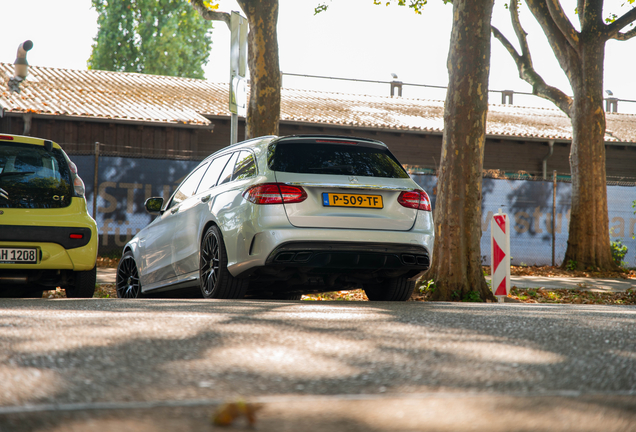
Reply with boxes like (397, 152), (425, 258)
(212, 400), (263, 427)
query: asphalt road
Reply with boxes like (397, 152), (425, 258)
(1, 299), (635, 431)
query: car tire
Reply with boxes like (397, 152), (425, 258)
(116, 251), (143, 298)
(66, 267), (97, 298)
(200, 225), (247, 299)
(364, 277), (414, 301)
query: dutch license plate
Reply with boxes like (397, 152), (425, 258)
(322, 192), (383, 209)
(0, 248), (38, 264)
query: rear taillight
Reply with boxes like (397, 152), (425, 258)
(73, 176), (86, 197)
(398, 190), (431, 211)
(243, 183), (307, 205)
(68, 161), (85, 197)
(68, 161), (78, 175)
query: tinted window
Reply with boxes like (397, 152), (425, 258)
(217, 152), (239, 186)
(0, 142), (73, 209)
(168, 162), (208, 208)
(232, 151), (257, 181)
(197, 153), (232, 193)
(268, 142), (409, 178)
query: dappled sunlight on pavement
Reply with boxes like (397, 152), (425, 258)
(0, 299), (634, 431)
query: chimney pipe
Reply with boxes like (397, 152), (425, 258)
(8, 40), (33, 93)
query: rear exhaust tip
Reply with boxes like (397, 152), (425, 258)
(401, 254), (416, 265)
(0, 275), (28, 284)
(416, 256), (430, 267)
(294, 252), (312, 263)
(275, 252), (295, 262)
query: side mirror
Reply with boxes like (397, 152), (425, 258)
(144, 197), (164, 214)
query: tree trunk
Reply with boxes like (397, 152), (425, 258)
(563, 40), (617, 270)
(237, 0), (281, 138)
(513, 0), (622, 271)
(426, 0), (496, 301)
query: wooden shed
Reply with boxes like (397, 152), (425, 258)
(2, 62), (636, 182)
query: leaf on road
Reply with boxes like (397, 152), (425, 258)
(212, 399), (263, 427)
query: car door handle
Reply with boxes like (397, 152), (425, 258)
(171, 207), (179, 214)
(201, 194), (211, 203)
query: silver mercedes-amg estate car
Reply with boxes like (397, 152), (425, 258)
(116, 135), (434, 301)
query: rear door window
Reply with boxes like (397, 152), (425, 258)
(0, 142), (73, 208)
(217, 152), (239, 186)
(232, 151), (257, 181)
(268, 142), (409, 178)
(197, 153), (232, 193)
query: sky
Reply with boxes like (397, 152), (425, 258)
(2, 0), (636, 113)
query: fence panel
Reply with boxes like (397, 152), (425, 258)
(70, 154), (636, 266)
(411, 174), (636, 267)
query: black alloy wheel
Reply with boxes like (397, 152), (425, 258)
(200, 226), (221, 298)
(199, 225), (247, 299)
(116, 251), (142, 298)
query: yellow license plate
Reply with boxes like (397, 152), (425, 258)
(322, 192), (383, 209)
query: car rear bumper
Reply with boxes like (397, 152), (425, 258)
(0, 200), (98, 272)
(229, 227), (433, 281)
(0, 226), (93, 249)
(266, 241), (430, 270)
(0, 240), (97, 271)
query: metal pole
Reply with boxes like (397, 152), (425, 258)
(93, 142), (99, 219)
(230, 113), (238, 145)
(552, 170), (556, 267)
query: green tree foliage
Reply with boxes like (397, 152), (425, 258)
(88, 0), (214, 79)
(315, 0), (432, 15)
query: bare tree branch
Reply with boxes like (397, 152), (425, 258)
(190, 0), (231, 28)
(606, 6), (636, 40)
(525, 0), (580, 79)
(510, 0), (531, 58)
(492, 3), (572, 116)
(576, 0), (585, 28)
(613, 25), (636, 40)
(491, 26), (522, 63)
(545, 0), (580, 50)
(577, 0), (604, 34)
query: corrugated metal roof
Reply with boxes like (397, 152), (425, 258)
(1, 63), (635, 143)
(0, 63), (225, 126)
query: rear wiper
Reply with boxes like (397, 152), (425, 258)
(307, 165), (354, 174)
(0, 171), (35, 179)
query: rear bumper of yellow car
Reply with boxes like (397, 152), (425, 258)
(0, 199), (98, 271)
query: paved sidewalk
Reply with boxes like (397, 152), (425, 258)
(97, 267), (116, 284)
(97, 268), (635, 292)
(488, 275), (635, 293)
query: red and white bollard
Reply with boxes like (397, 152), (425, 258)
(490, 208), (510, 303)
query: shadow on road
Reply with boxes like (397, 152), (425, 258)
(1, 299), (635, 431)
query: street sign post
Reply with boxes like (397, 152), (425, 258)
(229, 11), (248, 144)
(491, 209), (510, 302)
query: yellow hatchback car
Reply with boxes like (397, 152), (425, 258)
(0, 134), (98, 298)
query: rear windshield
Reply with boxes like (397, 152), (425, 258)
(0, 142), (73, 209)
(268, 142), (409, 178)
